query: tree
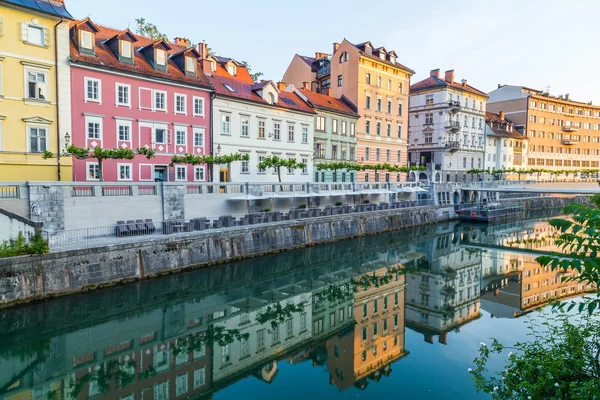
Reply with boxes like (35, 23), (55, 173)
(257, 156), (306, 182)
(315, 161), (360, 181)
(134, 18), (168, 41)
(240, 60), (263, 82)
(43, 145), (156, 182)
(170, 153), (250, 182)
(470, 194), (600, 398)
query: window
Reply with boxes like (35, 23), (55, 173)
(386, 123), (391, 137)
(154, 90), (166, 111)
(221, 344), (231, 363)
(241, 158), (249, 173)
(314, 318), (324, 334)
(258, 119), (266, 139)
(193, 97), (205, 116)
(383, 319), (388, 333)
(398, 102), (403, 116)
(116, 83), (130, 106)
(362, 327), (368, 341)
(387, 79), (392, 90)
(365, 147), (370, 161)
(154, 128), (166, 143)
(87, 163), (100, 181)
(425, 94), (434, 105)
(268, 92), (275, 104)
(366, 73), (371, 84)
(377, 76), (382, 87)
(257, 329), (265, 349)
(350, 123), (355, 136)
(300, 313), (307, 330)
(366, 94), (371, 109)
(288, 125), (295, 142)
(375, 148), (380, 161)
(376, 97), (382, 112)
(85, 78), (101, 102)
(154, 382), (168, 400)
(186, 56), (195, 73)
(121, 41), (132, 59)
(240, 337), (249, 357)
(332, 145), (338, 159)
(194, 166), (205, 181)
(350, 147), (355, 160)
(337, 75), (343, 86)
(316, 116), (326, 131)
(272, 324), (280, 342)
(302, 158), (308, 174)
(194, 128), (205, 147)
(386, 149), (390, 161)
(387, 99), (392, 113)
(193, 368), (206, 389)
(302, 126), (308, 143)
(330, 312), (336, 327)
(118, 164), (132, 181)
(240, 117), (249, 137)
(286, 319), (294, 338)
(333, 119), (338, 134)
(117, 120), (131, 141)
(175, 128), (186, 145)
(425, 113), (433, 125)
(273, 122), (281, 140)
(373, 322), (378, 337)
(26, 70), (48, 100)
(341, 120), (347, 135)
(86, 117), (102, 140)
(222, 114), (231, 134)
(397, 150), (401, 162)
(155, 49), (166, 66)
(399, 82), (403, 93)
(26, 24), (45, 46)
(175, 94), (186, 114)
(175, 373), (188, 397)
(373, 299), (379, 314)
(376, 121), (381, 136)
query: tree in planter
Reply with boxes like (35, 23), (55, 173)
(470, 194), (600, 398)
(43, 145), (156, 182)
(314, 161), (360, 182)
(257, 156), (306, 183)
(170, 153), (250, 182)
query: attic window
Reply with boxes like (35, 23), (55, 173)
(379, 52), (386, 60)
(80, 31), (93, 49)
(211, 61), (216, 72)
(390, 56), (396, 64)
(339, 52), (349, 63)
(281, 98), (296, 106)
(185, 56), (195, 73)
(227, 64), (237, 76)
(156, 49), (166, 66)
(121, 41), (132, 58)
(268, 93), (275, 104)
(223, 83), (236, 92)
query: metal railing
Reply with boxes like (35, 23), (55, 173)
(102, 186), (132, 196)
(42, 198), (436, 251)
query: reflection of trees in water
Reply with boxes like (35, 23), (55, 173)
(256, 302), (307, 329)
(69, 358), (136, 397)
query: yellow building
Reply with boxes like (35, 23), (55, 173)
(0, 0), (73, 181)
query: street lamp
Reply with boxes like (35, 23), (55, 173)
(216, 144), (222, 154)
(64, 132), (71, 149)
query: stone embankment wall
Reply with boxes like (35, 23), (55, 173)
(0, 206), (453, 307)
(501, 195), (591, 210)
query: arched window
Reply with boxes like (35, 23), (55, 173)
(268, 92), (275, 105)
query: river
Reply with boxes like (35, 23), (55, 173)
(0, 209), (588, 400)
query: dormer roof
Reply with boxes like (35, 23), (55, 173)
(69, 20), (212, 90)
(72, 18), (100, 33)
(170, 46), (201, 59)
(209, 55), (254, 83)
(138, 39), (172, 52)
(346, 39), (414, 75)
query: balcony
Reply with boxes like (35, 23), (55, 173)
(448, 100), (461, 111)
(562, 125), (579, 132)
(444, 141), (461, 152)
(445, 121), (460, 131)
(561, 139), (578, 145)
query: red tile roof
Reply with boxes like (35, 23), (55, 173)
(208, 56), (254, 83)
(209, 75), (315, 115)
(485, 112), (528, 140)
(69, 20), (212, 90)
(410, 75), (487, 98)
(350, 41), (414, 75)
(298, 89), (359, 118)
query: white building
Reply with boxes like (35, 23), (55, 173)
(484, 111), (529, 176)
(203, 53), (315, 183)
(408, 69), (488, 183)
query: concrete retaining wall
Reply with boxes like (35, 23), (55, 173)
(0, 206), (453, 307)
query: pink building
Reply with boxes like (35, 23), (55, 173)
(69, 19), (213, 182)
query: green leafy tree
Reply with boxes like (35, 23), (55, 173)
(470, 194), (600, 398)
(257, 156), (306, 182)
(134, 18), (168, 41)
(240, 60), (263, 82)
(43, 145), (156, 182)
(170, 153), (250, 182)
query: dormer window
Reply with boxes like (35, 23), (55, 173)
(185, 56), (195, 73)
(379, 51), (386, 60)
(268, 93), (275, 105)
(211, 61), (216, 72)
(121, 41), (132, 59)
(80, 31), (93, 49)
(390, 56), (396, 64)
(156, 49), (166, 66)
(227, 64), (237, 76)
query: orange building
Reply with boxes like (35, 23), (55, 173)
(283, 41), (414, 182)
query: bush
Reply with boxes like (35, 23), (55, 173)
(262, 208), (271, 213)
(363, 200), (370, 204)
(298, 204), (307, 209)
(0, 231), (49, 258)
(335, 202), (343, 207)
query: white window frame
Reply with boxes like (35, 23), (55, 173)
(175, 373), (188, 397)
(84, 77), (101, 103)
(175, 166), (187, 181)
(193, 127), (205, 147)
(86, 162), (100, 181)
(22, 22), (48, 47)
(155, 49), (166, 66)
(258, 119), (266, 139)
(240, 117), (249, 137)
(302, 126), (308, 144)
(121, 40), (132, 59)
(186, 56), (196, 73)
(153, 125), (168, 144)
(221, 114), (231, 135)
(80, 30), (93, 49)
(115, 83), (130, 107)
(273, 122), (281, 140)
(153, 90), (167, 112)
(288, 124), (295, 142)
(117, 163), (132, 181)
(116, 119), (131, 142)
(175, 126), (187, 146)
(194, 166), (206, 181)
(153, 381), (168, 400)
(302, 158), (308, 174)
(193, 96), (205, 116)
(241, 158), (249, 174)
(27, 124), (48, 153)
(24, 68), (49, 101)
(85, 116), (103, 140)
(194, 368), (206, 389)
(174, 93), (187, 115)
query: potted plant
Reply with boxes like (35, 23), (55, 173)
(263, 208), (272, 213)
(335, 201), (343, 207)
(298, 204), (308, 209)
(363, 200), (370, 204)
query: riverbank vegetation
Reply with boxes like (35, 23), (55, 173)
(470, 194), (600, 398)
(0, 231), (49, 258)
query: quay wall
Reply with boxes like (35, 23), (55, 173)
(0, 195), (588, 308)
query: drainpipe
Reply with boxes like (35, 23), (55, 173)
(209, 90), (216, 182)
(54, 17), (64, 181)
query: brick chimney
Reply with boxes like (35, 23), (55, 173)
(444, 70), (454, 84)
(198, 42), (209, 59)
(315, 52), (328, 60)
(302, 81), (310, 90)
(461, 79), (467, 87)
(499, 111), (505, 120)
(430, 69), (440, 78)
(174, 37), (189, 47)
(333, 42), (341, 54)
(277, 81), (287, 90)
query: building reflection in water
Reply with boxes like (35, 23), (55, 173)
(0, 216), (595, 399)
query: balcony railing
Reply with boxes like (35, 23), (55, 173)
(448, 100), (461, 111)
(445, 141), (461, 151)
(562, 125), (579, 132)
(561, 139), (579, 145)
(445, 121), (460, 131)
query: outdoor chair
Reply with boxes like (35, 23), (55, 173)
(135, 219), (147, 234)
(126, 220), (139, 235)
(115, 221), (129, 237)
(144, 219), (156, 233)
(192, 217), (208, 231)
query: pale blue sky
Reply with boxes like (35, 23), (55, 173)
(68, 0), (600, 104)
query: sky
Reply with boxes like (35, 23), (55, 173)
(67, 0), (600, 104)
